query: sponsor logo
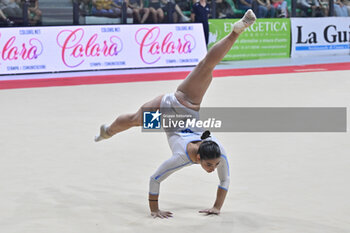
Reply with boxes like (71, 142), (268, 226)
(0, 33), (43, 61)
(135, 26), (196, 64)
(56, 28), (123, 68)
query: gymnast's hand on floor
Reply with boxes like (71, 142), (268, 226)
(199, 207), (220, 215)
(151, 210), (173, 219)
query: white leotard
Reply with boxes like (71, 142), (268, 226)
(149, 94), (230, 195)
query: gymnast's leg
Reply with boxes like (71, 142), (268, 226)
(175, 10), (256, 111)
(94, 10), (256, 142)
(94, 95), (164, 142)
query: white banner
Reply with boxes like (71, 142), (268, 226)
(291, 17), (350, 58)
(0, 24), (207, 76)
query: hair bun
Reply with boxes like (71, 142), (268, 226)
(201, 130), (211, 140)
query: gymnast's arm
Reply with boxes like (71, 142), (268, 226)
(200, 155), (230, 214)
(148, 154), (190, 218)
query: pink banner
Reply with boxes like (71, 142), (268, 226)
(0, 24), (207, 77)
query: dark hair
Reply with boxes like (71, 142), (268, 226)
(198, 131), (221, 160)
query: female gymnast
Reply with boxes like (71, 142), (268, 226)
(95, 10), (256, 219)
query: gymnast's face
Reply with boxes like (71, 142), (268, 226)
(198, 157), (221, 173)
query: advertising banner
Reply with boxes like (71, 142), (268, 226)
(208, 18), (291, 60)
(291, 17), (350, 57)
(0, 24), (207, 76)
